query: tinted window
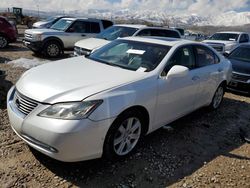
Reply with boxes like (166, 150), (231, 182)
(90, 22), (100, 33)
(239, 34), (249, 43)
(96, 26), (138, 41)
(137, 29), (180, 38)
(88, 40), (170, 72)
(194, 46), (218, 67)
(162, 46), (195, 76)
(68, 21), (90, 33)
(101, 20), (113, 29)
(209, 33), (239, 41)
(229, 46), (250, 63)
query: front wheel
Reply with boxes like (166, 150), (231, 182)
(103, 110), (144, 159)
(0, 35), (8, 48)
(44, 41), (62, 58)
(209, 84), (225, 110)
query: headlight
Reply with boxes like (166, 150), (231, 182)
(38, 100), (103, 120)
(34, 34), (42, 41)
(225, 44), (236, 51)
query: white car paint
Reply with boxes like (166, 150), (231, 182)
(203, 31), (250, 53)
(74, 24), (181, 56)
(7, 37), (232, 162)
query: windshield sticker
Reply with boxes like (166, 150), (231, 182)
(183, 49), (189, 56)
(229, 38), (236, 41)
(126, 49), (145, 55)
(136, 67), (147, 72)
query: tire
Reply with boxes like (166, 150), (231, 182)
(208, 84), (225, 110)
(103, 110), (145, 159)
(0, 35), (8, 48)
(44, 41), (62, 58)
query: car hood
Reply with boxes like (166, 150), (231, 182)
(16, 56), (145, 104)
(75, 38), (110, 51)
(25, 28), (63, 35)
(203, 40), (236, 45)
(32, 21), (48, 27)
(229, 58), (250, 74)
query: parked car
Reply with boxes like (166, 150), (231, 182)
(203, 31), (249, 54)
(23, 18), (113, 57)
(225, 44), (250, 94)
(74, 24), (181, 56)
(0, 16), (17, 48)
(7, 37), (232, 162)
(32, 15), (73, 29)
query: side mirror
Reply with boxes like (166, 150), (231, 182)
(166, 65), (189, 80)
(223, 52), (230, 57)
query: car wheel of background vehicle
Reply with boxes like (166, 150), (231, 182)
(0, 35), (8, 48)
(209, 84), (225, 110)
(103, 110), (144, 159)
(44, 41), (62, 58)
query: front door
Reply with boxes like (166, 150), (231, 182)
(155, 45), (200, 128)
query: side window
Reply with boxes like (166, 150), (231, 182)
(68, 21), (90, 33)
(90, 22), (100, 33)
(136, 29), (151, 36)
(101, 20), (113, 29)
(160, 30), (180, 38)
(245, 34), (249, 42)
(194, 45), (216, 67)
(162, 46), (195, 76)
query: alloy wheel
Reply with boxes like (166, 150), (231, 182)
(113, 117), (141, 156)
(0, 36), (7, 48)
(213, 86), (224, 109)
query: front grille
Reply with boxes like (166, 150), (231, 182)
(232, 72), (250, 83)
(74, 46), (91, 56)
(24, 33), (33, 40)
(13, 90), (38, 116)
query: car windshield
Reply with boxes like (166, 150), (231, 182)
(229, 46), (250, 63)
(87, 39), (170, 72)
(50, 19), (73, 31)
(45, 16), (58, 22)
(209, 33), (239, 41)
(96, 26), (138, 41)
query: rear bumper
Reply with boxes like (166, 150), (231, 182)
(23, 39), (43, 52)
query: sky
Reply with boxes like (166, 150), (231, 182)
(0, 0), (250, 16)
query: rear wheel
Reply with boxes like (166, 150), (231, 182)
(209, 84), (225, 110)
(44, 41), (62, 58)
(103, 110), (144, 159)
(0, 35), (8, 48)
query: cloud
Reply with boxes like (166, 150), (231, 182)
(0, 0), (249, 16)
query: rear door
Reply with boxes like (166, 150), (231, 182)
(192, 45), (222, 108)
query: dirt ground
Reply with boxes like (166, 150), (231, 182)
(0, 25), (250, 188)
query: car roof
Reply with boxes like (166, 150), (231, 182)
(60, 17), (103, 21)
(217, 31), (247, 34)
(114, 24), (147, 29)
(121, 36), (195, 47)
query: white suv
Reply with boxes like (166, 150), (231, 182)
(23, 18), (113, 57)
(74, 24), (181, 56)
(203, 31), (250, 54)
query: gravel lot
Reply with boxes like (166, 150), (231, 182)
(0, 25), (249, 188)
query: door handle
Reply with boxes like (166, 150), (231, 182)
(192, 76), (200, 81)
(81, 34), (86, 37)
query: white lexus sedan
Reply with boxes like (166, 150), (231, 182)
(7, 37), (232, 162)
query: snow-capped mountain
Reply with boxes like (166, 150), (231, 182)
(86, 9), (250, 26)
(10, 8), (250, 26)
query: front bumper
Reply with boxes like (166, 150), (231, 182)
(227, 80), (250, 94)
(23, 39), (43, 52)
(7, 87), (115, 162)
